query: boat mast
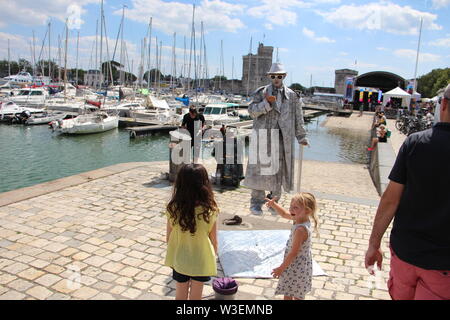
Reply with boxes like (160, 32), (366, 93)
(413, 17), (423, 92)
(246, 37), (252, 98)
(95, 19), (98, 89)
(99, 0), (104, 89)
(232, 56), (234, 94)
(32, 30), (36, 77)
(64, 19), (68, 99)
(48, 21), (51, 79)
(159, 40), (162, 96)
(171, 32), (176, 97)
(147, 17), (152, 90)
(8, 39), (10, 77)
(76, 30), (80, 85)
(58, 35), (61, 82)
(187, 4), (195, 94)
(219, 39), (223, 91)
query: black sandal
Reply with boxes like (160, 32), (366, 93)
(223, 215), (243, 225)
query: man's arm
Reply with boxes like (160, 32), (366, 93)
(365, 181), (404, 273)
(248, 88), (272, 119)
(294, 95), (308, 145)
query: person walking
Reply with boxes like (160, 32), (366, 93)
(365, 84), (450, 300)
(181, 106), (205, 163)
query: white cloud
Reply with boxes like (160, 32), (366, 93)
(119, 0), (246, 35)
(248, 0), (311, 28)
(394, 49), (441, 62)
(0, 1), (96, 28)
(430, 38), (450, 47)
(432, 0), (450, 8)
(302, 27), (335, 43)
(376, 47), (389, 51)
(318, 2), (441, 35)
(339, 51), (348, 56)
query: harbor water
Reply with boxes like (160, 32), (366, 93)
(0, 115), (369, 193)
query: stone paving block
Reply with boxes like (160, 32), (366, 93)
(72, 252), (91, 261)
(35, 274), (63, 287)
(72, 287), (99, 299)
(121, 288), (142, 299)
(93, 292), (115, 300)
(18, 268), (45, 281)
(43, 264), (65, 275)
(51, 280), (77, 294)
(117, 266), (140, 277)
(84, 256), (109, 268)
(7, 278), (34, 292)
(0, 290), (27, 300)
(3, 262), (29, 274)
(26, 286), (53, 300)
(110, 285), (127, 295)
(60, 248), (79, 257)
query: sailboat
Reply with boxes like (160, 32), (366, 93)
(50, 110), (118, 134)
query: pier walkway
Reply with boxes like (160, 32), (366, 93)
(0, 157), (391, 300)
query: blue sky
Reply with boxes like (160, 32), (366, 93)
(1, 0), (449, 87)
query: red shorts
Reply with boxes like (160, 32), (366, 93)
(388, 248), (450, 300)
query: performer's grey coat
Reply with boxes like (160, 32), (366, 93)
(243, 84), (307, 192)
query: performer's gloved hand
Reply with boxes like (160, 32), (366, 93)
(299, 138), (310, 147)
(265, 93), (276, 104)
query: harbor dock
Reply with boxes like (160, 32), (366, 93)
(0, 114), (393, 300)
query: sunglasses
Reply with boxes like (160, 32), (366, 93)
(271, 75), (284, 79)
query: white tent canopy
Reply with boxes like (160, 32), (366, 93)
(383, 87), (411, 107)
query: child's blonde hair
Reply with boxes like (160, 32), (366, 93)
(292, 192), (319, 235)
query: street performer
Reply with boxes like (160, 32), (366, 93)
(243, 62), (308, 215)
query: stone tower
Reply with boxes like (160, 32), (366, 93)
(334, 69), (358, 96)
(242, 43), (273, 95)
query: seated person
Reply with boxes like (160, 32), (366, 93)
(373, 112), (387, 128)
(368, 125), (388, 151)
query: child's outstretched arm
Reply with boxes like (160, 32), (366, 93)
(265, 198), (293, 220)
(272, 227), (308, 278)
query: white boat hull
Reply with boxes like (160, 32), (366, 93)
(55, 115), (119, 134)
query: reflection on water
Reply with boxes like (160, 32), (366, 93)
(297, 115), (370, 164)
(0, 115), (370, 193)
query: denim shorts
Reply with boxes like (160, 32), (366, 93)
(172, 269), (211, 283)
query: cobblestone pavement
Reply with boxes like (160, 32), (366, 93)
(0, 162), (391, 300)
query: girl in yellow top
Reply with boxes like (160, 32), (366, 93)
(165, 163), (219, 300)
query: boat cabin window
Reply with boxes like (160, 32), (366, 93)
(30, 91), (43, 96)
(18, 90), (30, 96)
(204, 107), (225, 115)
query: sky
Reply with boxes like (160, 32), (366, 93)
(0, 0), (449, 87)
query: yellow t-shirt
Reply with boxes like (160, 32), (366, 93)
(165, 206), (218, 277)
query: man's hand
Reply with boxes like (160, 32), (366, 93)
(265, 93), (276, 104)
(365, 245), (383, 275)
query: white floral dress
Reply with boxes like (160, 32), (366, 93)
(275, 222), (312, 299)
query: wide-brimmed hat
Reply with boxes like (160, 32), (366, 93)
(267, 63), (287, 75)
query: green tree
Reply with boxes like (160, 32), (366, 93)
(417, 68), (450, 98)
(143, 69), (164, 83)
(290, 83), (306, 92)
(0, 60), (19, 77)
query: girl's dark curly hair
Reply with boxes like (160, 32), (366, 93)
(167, 163), (218, 234)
